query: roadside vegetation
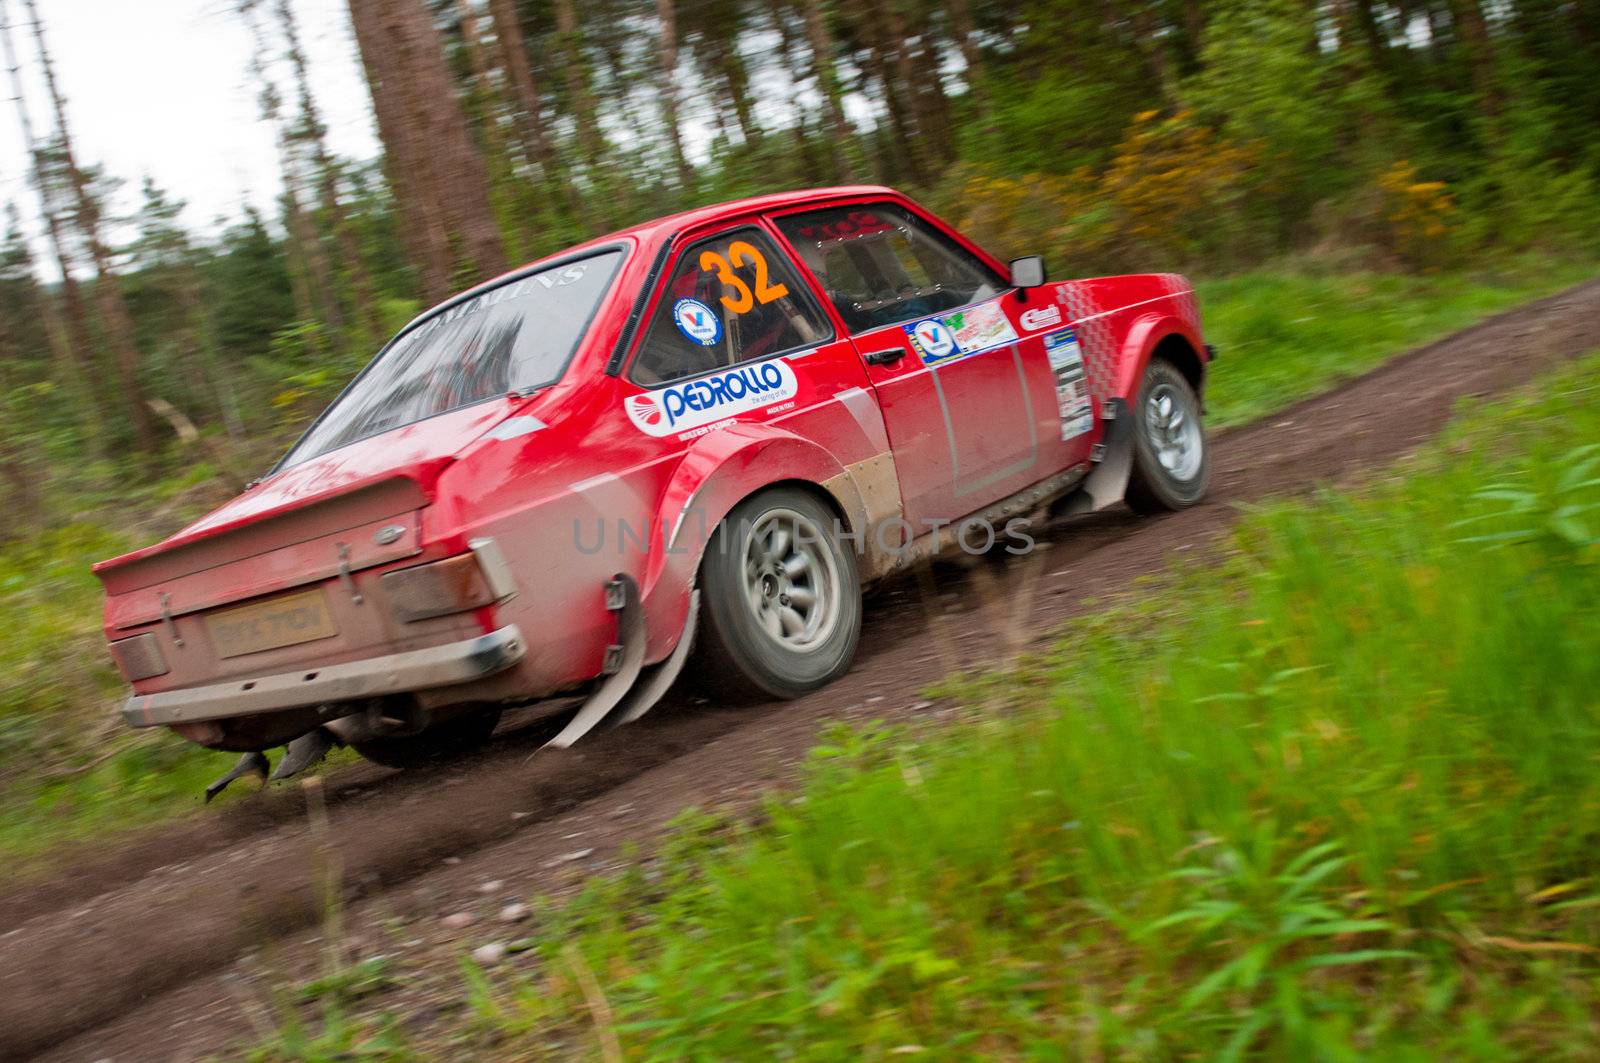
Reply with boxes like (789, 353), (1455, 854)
(5, 0), (1600, 878)
(1197, 256), (1598, 428)
(1, 260), (1593, 880)
(253, 353), (1600, 1058)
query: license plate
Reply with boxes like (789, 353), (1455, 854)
(206, 589), (338, 659)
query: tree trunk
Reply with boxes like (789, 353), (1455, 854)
(944, 0), (987, 111)
(486, 0), (557, 179)
(879, 4), (948, 162)
(348, 0), (449, 300)
(773, 9), (818, 185)
(280, 151), (343, 330)
(858, 39), (918, 184)
(23, 0), (159, 455)
(551, 0), (607, 173)
(1448, 0), (1502, 119)
(719, 48), (760, 146)
(240, 1), (342, 332)
(0, 278), (49, 529)
(348, 0), (506, 303)
(655, 0), (694, 190)
(1350, 0), (1389, 70)
(1129, 3), (1178, 107)
(457, 0), (539, 258)
(176, 252), (246, 439)
(0, 3), (112, 455)
(278, 0), (382, 344)
(858, 0), (931, 183)
(802, 0), (855, 179)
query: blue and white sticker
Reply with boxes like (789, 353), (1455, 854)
(625, 359), (800, 438)
(1044, 328), (1091, 439)
(904, 318), (958, 363)
(673, 298), (722, 347)
(1044, 328), (1085, 376)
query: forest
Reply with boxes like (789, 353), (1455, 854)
(0, 0), (1598, 819)
(2, 0), (1598, 529)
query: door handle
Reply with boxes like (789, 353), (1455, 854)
(863, 347), (906, 367)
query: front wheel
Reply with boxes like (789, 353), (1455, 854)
(696, 487), (862, 702)
(1125, 358), (1210, 514)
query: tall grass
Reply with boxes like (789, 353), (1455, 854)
(0, 524), (234, 874)
(454, 353), (1600, 1059)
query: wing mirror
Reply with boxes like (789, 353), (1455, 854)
(1009, 255), (1046, 290)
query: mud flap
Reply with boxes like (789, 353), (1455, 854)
(204, 751), (269, 803)
(543, 574), (646, 749)
(611, 587), (700, 727)
(271, 726), (338, 781)
(1057, 397), (1134, 516)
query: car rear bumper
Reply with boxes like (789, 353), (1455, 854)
(122, 625), (526, 728)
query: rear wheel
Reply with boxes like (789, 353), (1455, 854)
(350, 705), (502, 769)
(696, 486), (862, 701)
(1125, 357), (1210, 513)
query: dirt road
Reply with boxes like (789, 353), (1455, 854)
(6, 278), (1599, 1062)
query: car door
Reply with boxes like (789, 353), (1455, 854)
(621, 217), (882, 516)
(772, 202), (1062, 534)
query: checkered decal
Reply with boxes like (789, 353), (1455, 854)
(1053, 282), (1116, 401)
(1055, 275), (1199, 404)
(1154, 272), (1201, 332)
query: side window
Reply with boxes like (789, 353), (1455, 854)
(631, 227), (831, 386)
(775, 204), (1005, 334)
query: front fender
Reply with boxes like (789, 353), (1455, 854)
(638, 423), (868, 658)
(1113, 312), (1206, 403)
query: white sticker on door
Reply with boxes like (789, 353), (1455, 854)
(625, 359), (799, 437)
(1045, 328), (1093, 439)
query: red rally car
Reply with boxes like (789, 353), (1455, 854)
(94, 187), (1213, 798)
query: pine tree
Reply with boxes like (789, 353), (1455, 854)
(656, 0), (696, 191)
(0, 1), (111, 457)
(276, 0), (384, 344)
(347, 0), (506, 302)
(23, 0), (160, 456)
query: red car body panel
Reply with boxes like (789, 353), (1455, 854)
(94, 186), (1209, 748)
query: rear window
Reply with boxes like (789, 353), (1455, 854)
(282, 249), (624, 467)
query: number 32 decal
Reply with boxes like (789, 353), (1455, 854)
(700, 241), (788, 315)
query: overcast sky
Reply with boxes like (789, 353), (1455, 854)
(2, 0), (378, 254)
(1, 0), (881, 279)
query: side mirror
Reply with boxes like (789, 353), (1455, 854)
(1009, 255), (1046, 289)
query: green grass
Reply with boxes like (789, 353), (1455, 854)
(1, 258), (1594, 884)
(1199, 255), (1598, 427)
(0, 475), (287, 877)
(0, 524), (225, 868)
(324, 352), (1600, 1059)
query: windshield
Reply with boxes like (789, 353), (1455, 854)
(282, 249), (624, 467)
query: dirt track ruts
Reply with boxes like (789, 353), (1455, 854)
(6, 276), (1600, 1062)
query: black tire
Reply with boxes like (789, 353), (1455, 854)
(1125, 357), (1211, 514)
(350, 705), (502, 769)
(696, 486), (862, 702)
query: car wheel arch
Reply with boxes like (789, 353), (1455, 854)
(1115, 314), (1207, 404)
(637, 426), (866, 658)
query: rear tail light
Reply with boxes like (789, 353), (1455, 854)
(109, 633), (169, 681)
(381, 550), (502, 622)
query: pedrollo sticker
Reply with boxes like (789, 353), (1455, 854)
(625, 359), (800, 437)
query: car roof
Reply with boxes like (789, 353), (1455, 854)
(464, 185), (898, 293)
(599, 184), (898, 245)
(397, 185), (901, 343)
